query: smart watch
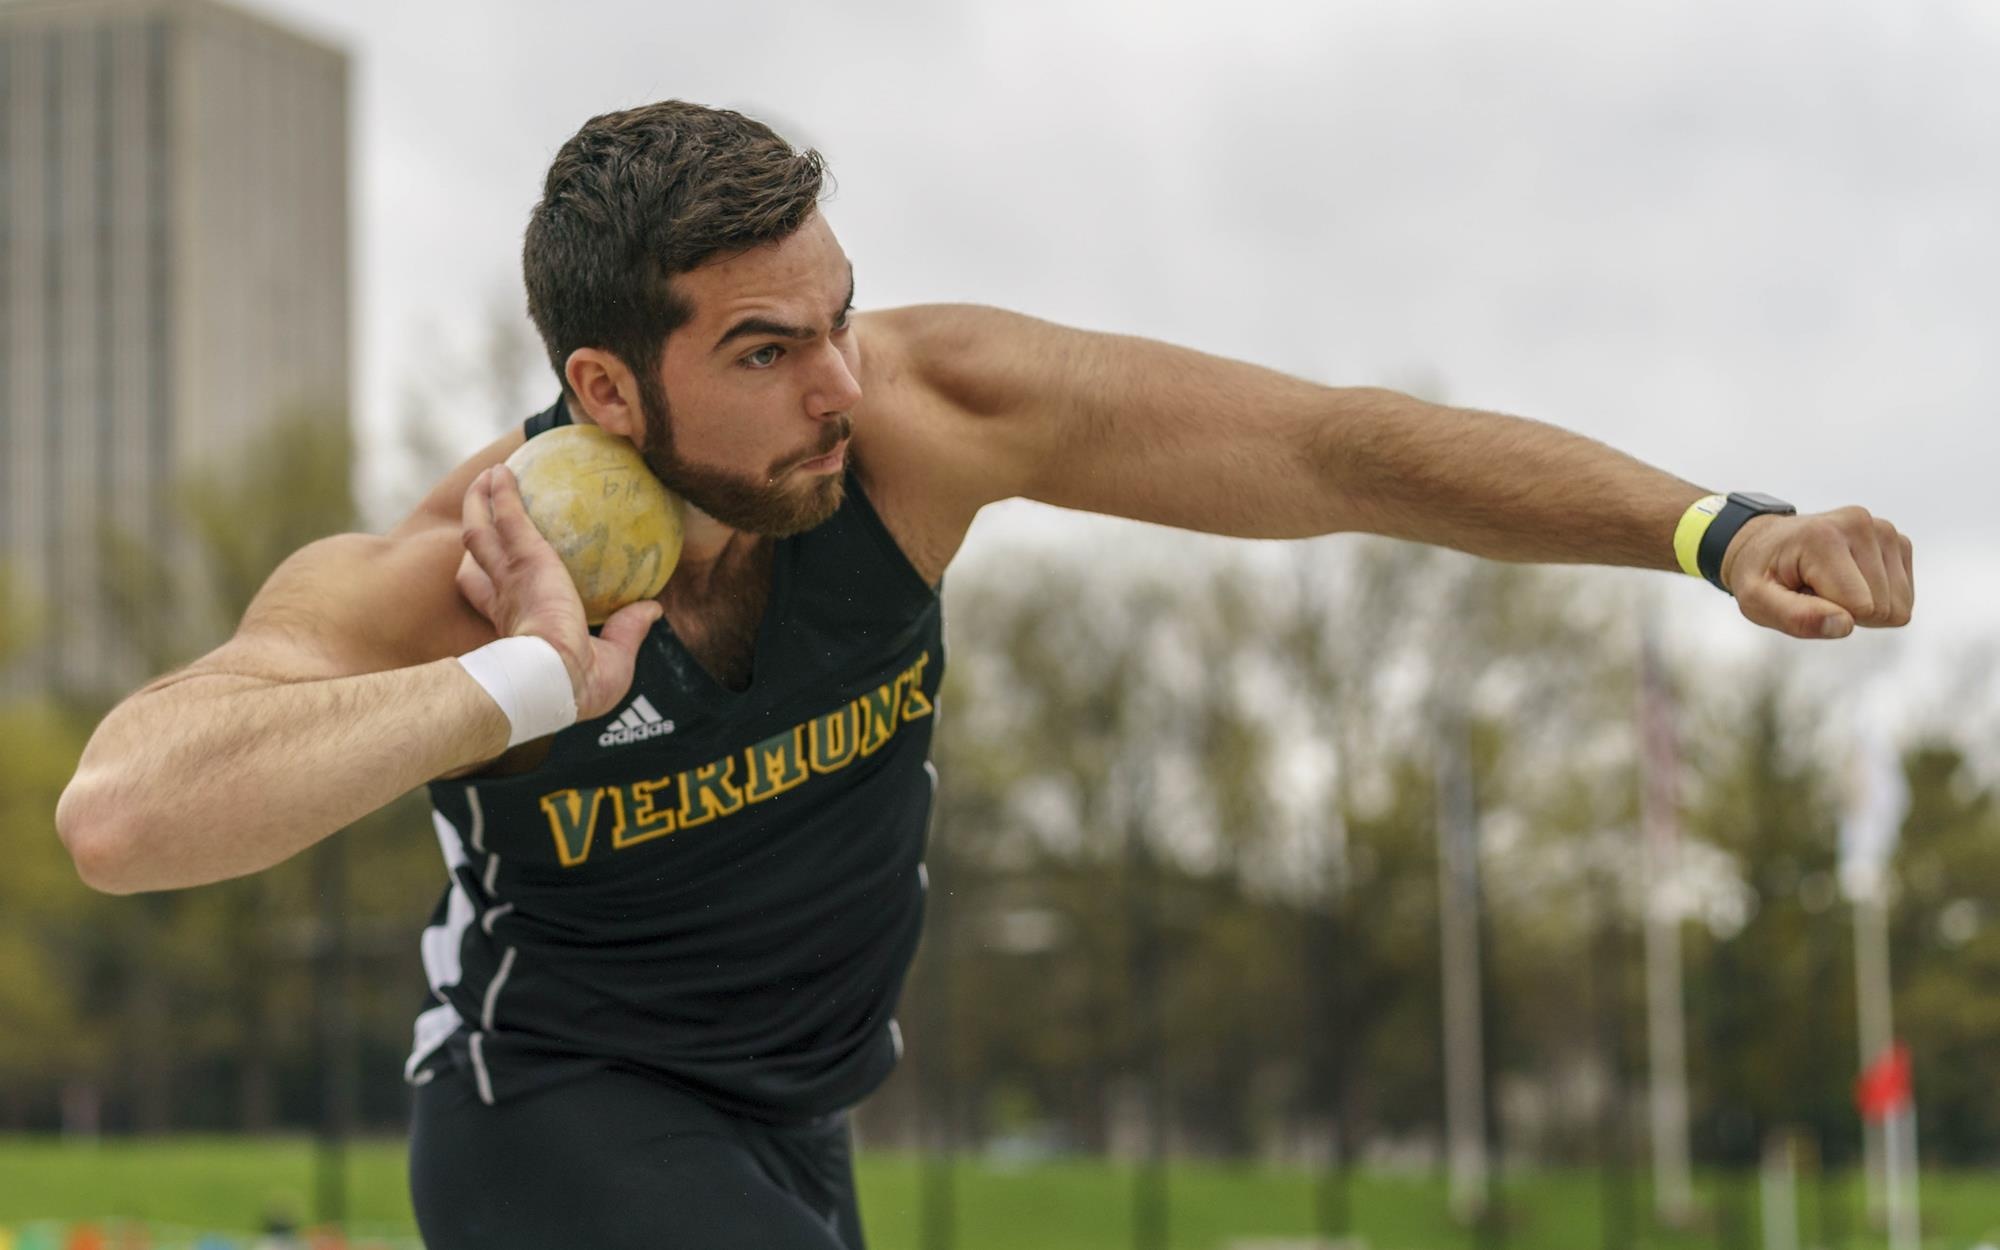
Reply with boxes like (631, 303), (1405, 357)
(1696, 491), (1796, 594)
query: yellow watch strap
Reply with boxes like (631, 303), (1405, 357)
(1674, 494), (1727, 578)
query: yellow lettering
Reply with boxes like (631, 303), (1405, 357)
(741, 726), (811, 804)
(808, 703), (862, 773)
(677, 757), (745, 828)
(858, 679), (901, 756)
(613, 777), (678, 850)
(898, 652), (935, 722)
(543, 651), (940, 861)
(539, 788), (615, 867)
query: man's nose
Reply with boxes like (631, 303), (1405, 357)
(808, 341), (863, 417)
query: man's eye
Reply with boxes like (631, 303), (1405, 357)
(744, 345), (783, 368)
(833, 311), (852, 332)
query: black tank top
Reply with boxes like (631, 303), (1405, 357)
(405, 401), (943, 1123)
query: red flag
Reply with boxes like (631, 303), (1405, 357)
(1856, 1042), (1913, 1122)
(65, 1225), (108, 1250)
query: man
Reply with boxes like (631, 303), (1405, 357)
(56, 100), (1914, 1247)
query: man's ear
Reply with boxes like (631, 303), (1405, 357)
(563, 348), (646, 442)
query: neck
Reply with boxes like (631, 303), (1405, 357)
(669, 504), (763, 596)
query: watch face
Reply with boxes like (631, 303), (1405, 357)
(1729, 491), (1797, 515)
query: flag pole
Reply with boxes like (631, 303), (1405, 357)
(1437, 702), (1489, 1228)
(1840, 725), (1917, 1250)
(1636, 611), (1693, 1228)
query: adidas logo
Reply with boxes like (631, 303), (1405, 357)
(598, 695), (675, 747)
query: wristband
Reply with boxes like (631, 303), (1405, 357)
(1696, 491), (1797, 594)
(1673, 494), (1726, 580)
(455, 636), (578, 748)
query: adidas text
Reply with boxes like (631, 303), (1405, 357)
(600, 695), (674, 748)
(600, 719), (677, 747)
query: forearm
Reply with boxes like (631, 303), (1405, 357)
(57, 660), (509, 893)
(1324, 389), (1708, 570)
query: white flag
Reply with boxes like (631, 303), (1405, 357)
(1839, 727), (1909, 903)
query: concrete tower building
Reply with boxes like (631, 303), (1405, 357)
(1, 0), (348, 694)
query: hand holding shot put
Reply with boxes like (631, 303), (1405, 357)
(454, 459), (668, 728)
(55, 99), (1914, 1249)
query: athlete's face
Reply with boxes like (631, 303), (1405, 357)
(641, 213), (860, 537)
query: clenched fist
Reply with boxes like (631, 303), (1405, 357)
(1719, 506), (1914, 640)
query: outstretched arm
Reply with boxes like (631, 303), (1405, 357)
(879, 304), (1913, 640)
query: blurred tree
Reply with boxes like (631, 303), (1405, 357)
(1677, 662), (1851, 1196)
(1377, 544), (1629, 1162)
(895, 534), (1659, 1169)
(20, 410), (450, 1134)
(0, 573), (100, 1129)
(1888, 739), (2000, 1162)
(879, 531), (2000, 1179)
(901, 556), (1290, 1155)
(920, 562), (1172, 1152)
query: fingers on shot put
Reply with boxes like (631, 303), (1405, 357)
(462, 466), (553, 612)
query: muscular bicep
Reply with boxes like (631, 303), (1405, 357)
(158, 524), (491, 692)
(877, 304), (1367, 540)
(155, 429), (526, 692)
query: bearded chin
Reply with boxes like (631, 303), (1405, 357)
(641, 446), (842, 537)
(637, 383), (843, 538)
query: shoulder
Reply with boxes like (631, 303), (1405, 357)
(851, 302), (1148, 492)
(855, 303), (1078, 419)
(163, 428), (528, 688)
(847, 305), (1062, 581)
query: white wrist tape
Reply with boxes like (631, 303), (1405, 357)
(455, 636), (578, 748)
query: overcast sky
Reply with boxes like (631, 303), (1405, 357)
(246, 0), (1995, 718)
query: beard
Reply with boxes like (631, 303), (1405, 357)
(634, 372), (847, 538)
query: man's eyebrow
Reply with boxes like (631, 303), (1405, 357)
(712, 316), (813, 354)
(710, 267), (857, 356)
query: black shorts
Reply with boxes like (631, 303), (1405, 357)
(409, 1059), (866, 1249)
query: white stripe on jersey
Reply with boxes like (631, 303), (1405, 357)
(467, 787), (487, 855)
(470, 1032), (496, 1106)
(418, 811), (474, 991)
(407, 792), (514, 1083)
(482, 946), (519, 1031)
(405, 1003), (463, 1082)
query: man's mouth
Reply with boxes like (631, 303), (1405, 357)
(795, 440), (848, 474)
(787, 417), (853, 475)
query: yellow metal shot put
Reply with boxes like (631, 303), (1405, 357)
(503, 425), (685, 625)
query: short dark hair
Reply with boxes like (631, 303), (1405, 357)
(523, 100), (828, 394)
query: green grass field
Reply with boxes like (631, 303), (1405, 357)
(2, 1137), (1997, 1250)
